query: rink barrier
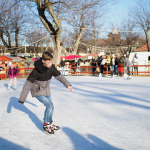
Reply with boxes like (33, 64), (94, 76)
(68, 64), (150, 76)
(0, 65), (150, 79)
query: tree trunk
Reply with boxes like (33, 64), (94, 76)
(145, 30), (150, 52)
(53, 41), (62, 65)
(72, 28), (85, 55)
(39, 41), (43, 54)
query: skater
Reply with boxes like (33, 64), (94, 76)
(132, 53), (138, 75)
(91, 56), (97, 76)
(124, 54), (132, 79)
(100, 56), (108, 77)
(19, 51), (73, 134)
(60, 57), (66, 75)
(7, 64), (19, 90)
(97, 53), (103, 77)
(110, 54), (119, 78)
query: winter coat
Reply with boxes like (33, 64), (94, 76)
(97, 56), (103, 66)
(8, 67), (19, 78)
(110, 57), (119, 66)
(101, 59), (107, 65)
(120, 58), (126, 67)
(125, 58), (132, 68)
(132, 56), (138, 65)
(91, 58), (97, 66)
(19, 58), (71, 103)
(60, 60), (65, 67)
(75, 59), (81, 67)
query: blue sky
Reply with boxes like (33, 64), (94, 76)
(105, 0), (137, 28)
(97, 0), (140, 38)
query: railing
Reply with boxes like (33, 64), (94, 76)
(0, 64), (150, 80)
(68, 64), (150, 76)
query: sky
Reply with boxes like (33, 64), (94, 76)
(104, 0), (137, 28)
(94, 0), (139, 38)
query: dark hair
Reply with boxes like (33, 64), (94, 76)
(42, 51), (53, 61)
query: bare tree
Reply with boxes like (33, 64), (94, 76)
(16, 0), (112, 65)
(130, 0), (150, 51)
(0, 0), (29, 55)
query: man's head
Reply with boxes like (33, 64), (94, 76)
(42, 51), (53, 68)
(124, 54), (126, 58)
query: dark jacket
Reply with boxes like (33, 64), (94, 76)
(110, 57), (120, 66)
(91, 58), (97, 66)
(75, 59), (80, 67)
(97, 56), (103, 66)
(19, 58), (71, 103)
(60, 60), (65, 67)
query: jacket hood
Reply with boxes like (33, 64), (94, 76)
(34, 58), (49, 73)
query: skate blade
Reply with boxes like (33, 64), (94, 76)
(44, 130), (55, 135)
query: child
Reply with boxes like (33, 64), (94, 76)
(7, 64), (19, 90)
(19, 51), (73, 134)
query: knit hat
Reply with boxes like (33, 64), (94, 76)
(98, 53), (101, 56)
(112, 54), (115, 57)
(11, 64), (14, 68)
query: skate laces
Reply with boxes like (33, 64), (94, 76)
(43, 122), (53, 132)
(50, 122), (60, 130)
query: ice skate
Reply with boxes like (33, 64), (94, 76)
(99, 73), (102, 77)
(7, 86), (10, 90)
(50, 121), (60, 130)
(43, 122), (54, 134)
(127, 76), (132, 79)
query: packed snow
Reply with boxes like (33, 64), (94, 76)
(0, 76), (150, 150)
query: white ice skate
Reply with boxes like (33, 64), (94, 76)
(127, 76), (132, 79)
(99, 73), (102, 77)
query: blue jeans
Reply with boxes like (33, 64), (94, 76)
(112, 65), (118, 76)
(61, 66), (65, 75)
(36, 95), (54, 123)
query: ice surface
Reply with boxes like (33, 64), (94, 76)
(0, 76), (150, 150)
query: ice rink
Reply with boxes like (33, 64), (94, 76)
(0, 76), (150, 150)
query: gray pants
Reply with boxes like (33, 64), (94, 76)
(124, 67), (130, 76)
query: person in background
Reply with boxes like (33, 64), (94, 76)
(75, 57), (81, 72)
(119, 56), (126, 77)
(7, 64), (19, 90)
(16, 64), (20, 74)
(132, 53), (138, 75)
(60, 57), (66, 75)
(100, 56), (108, 77)
(91, 56), (97, 76)
(97, 53), (103, 77)
(110, 54), (119, 78)
(124, 54), (132, 79)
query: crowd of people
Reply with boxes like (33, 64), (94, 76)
(71, 53), (135, 78)
(59, 53), (139, 78)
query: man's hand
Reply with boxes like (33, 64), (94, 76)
(68, 86), (73, 92)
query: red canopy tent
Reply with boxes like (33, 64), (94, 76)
(31, 58), (38, 61)
(60, 55), (81, 60)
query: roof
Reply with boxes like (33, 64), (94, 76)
(16, 57), (25, 61)
(0, 55), (21, 62)
(135, 44), (148, 52)
(81, 53), (98, 58)
(0, 55), (13, 61)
